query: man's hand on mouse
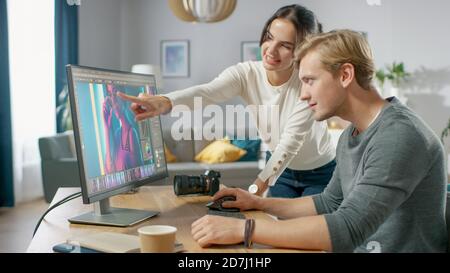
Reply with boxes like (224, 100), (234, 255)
(192, 188), (264, 247)
(191, 215), (245, 248)
(213, 188), (262, 212)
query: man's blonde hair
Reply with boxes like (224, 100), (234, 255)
(295, 29), (376, 90)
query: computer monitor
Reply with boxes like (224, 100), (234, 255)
(66, 65), (168, 227)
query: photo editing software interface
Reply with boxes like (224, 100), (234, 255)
(70, 67), (167, 197)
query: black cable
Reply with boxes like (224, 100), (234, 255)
(33, 192), (82, 238)
(32, 192), (82, 237)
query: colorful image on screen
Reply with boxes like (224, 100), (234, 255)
(75, 82), (155, 180)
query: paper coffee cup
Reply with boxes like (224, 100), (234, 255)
(138, 225), (177, 253)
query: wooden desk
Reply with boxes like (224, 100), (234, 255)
(27, 186), (308, 253)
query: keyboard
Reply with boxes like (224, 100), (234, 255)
(207, 209), (246, 219)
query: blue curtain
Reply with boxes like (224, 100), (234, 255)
(55, 0), (78, 133)
(0, 0), (14, 207)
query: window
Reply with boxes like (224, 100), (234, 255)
(8, 0), (55, 202)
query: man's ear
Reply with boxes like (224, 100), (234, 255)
(340, 63), (355, 88)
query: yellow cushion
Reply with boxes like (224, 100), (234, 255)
(195, 139), (247, 164)
(164, 144), (177, 163)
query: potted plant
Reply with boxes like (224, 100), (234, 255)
(442, 118), (450, 143)
(56, 85), (73, 132)
(442, 118), (450, 185)
(375, 62), (411, 102)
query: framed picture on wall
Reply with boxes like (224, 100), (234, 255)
(161, 40), (190, 77)
(241, 41), (262, 62)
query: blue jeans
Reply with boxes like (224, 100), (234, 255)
(266, 152), (336, 198)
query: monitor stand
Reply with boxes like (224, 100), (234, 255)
(68, 198), (159, 227)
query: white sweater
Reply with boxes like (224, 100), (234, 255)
(165, 61), (335, 185)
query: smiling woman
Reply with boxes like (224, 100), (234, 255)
(7, 0), (55, 203)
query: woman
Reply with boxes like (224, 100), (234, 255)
(118, 5), (336, 198)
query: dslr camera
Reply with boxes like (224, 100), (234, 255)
(173, 170), (221, 196)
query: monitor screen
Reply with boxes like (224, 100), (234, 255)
(67, 65), (168, 205)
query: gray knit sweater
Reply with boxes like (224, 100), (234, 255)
(313, 97), (448, 253)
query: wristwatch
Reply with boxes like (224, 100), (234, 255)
(248, 184), (259, 195)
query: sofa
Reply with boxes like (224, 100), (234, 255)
(38, 131), (80, 203)
(160, 127), (263, 189)
(38, 127), (263, 202)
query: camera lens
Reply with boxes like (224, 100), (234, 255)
(173, 170), (221, 196)
(173, 175), (206, 196)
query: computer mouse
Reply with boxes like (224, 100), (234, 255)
(206, 195), (240, 212)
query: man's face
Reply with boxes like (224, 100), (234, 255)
(299, 51), (346, 121)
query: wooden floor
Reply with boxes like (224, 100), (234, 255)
(0, 198), (49, 253)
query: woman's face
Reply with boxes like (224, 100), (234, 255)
(261, 18), (297, 72)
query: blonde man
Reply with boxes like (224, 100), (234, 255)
(191, 30), (448, 253)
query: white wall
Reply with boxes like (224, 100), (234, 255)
(79, 0), (450, 146)
(78, 0), (122, 70)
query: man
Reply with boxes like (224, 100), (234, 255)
(191, 29), (448, 252)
